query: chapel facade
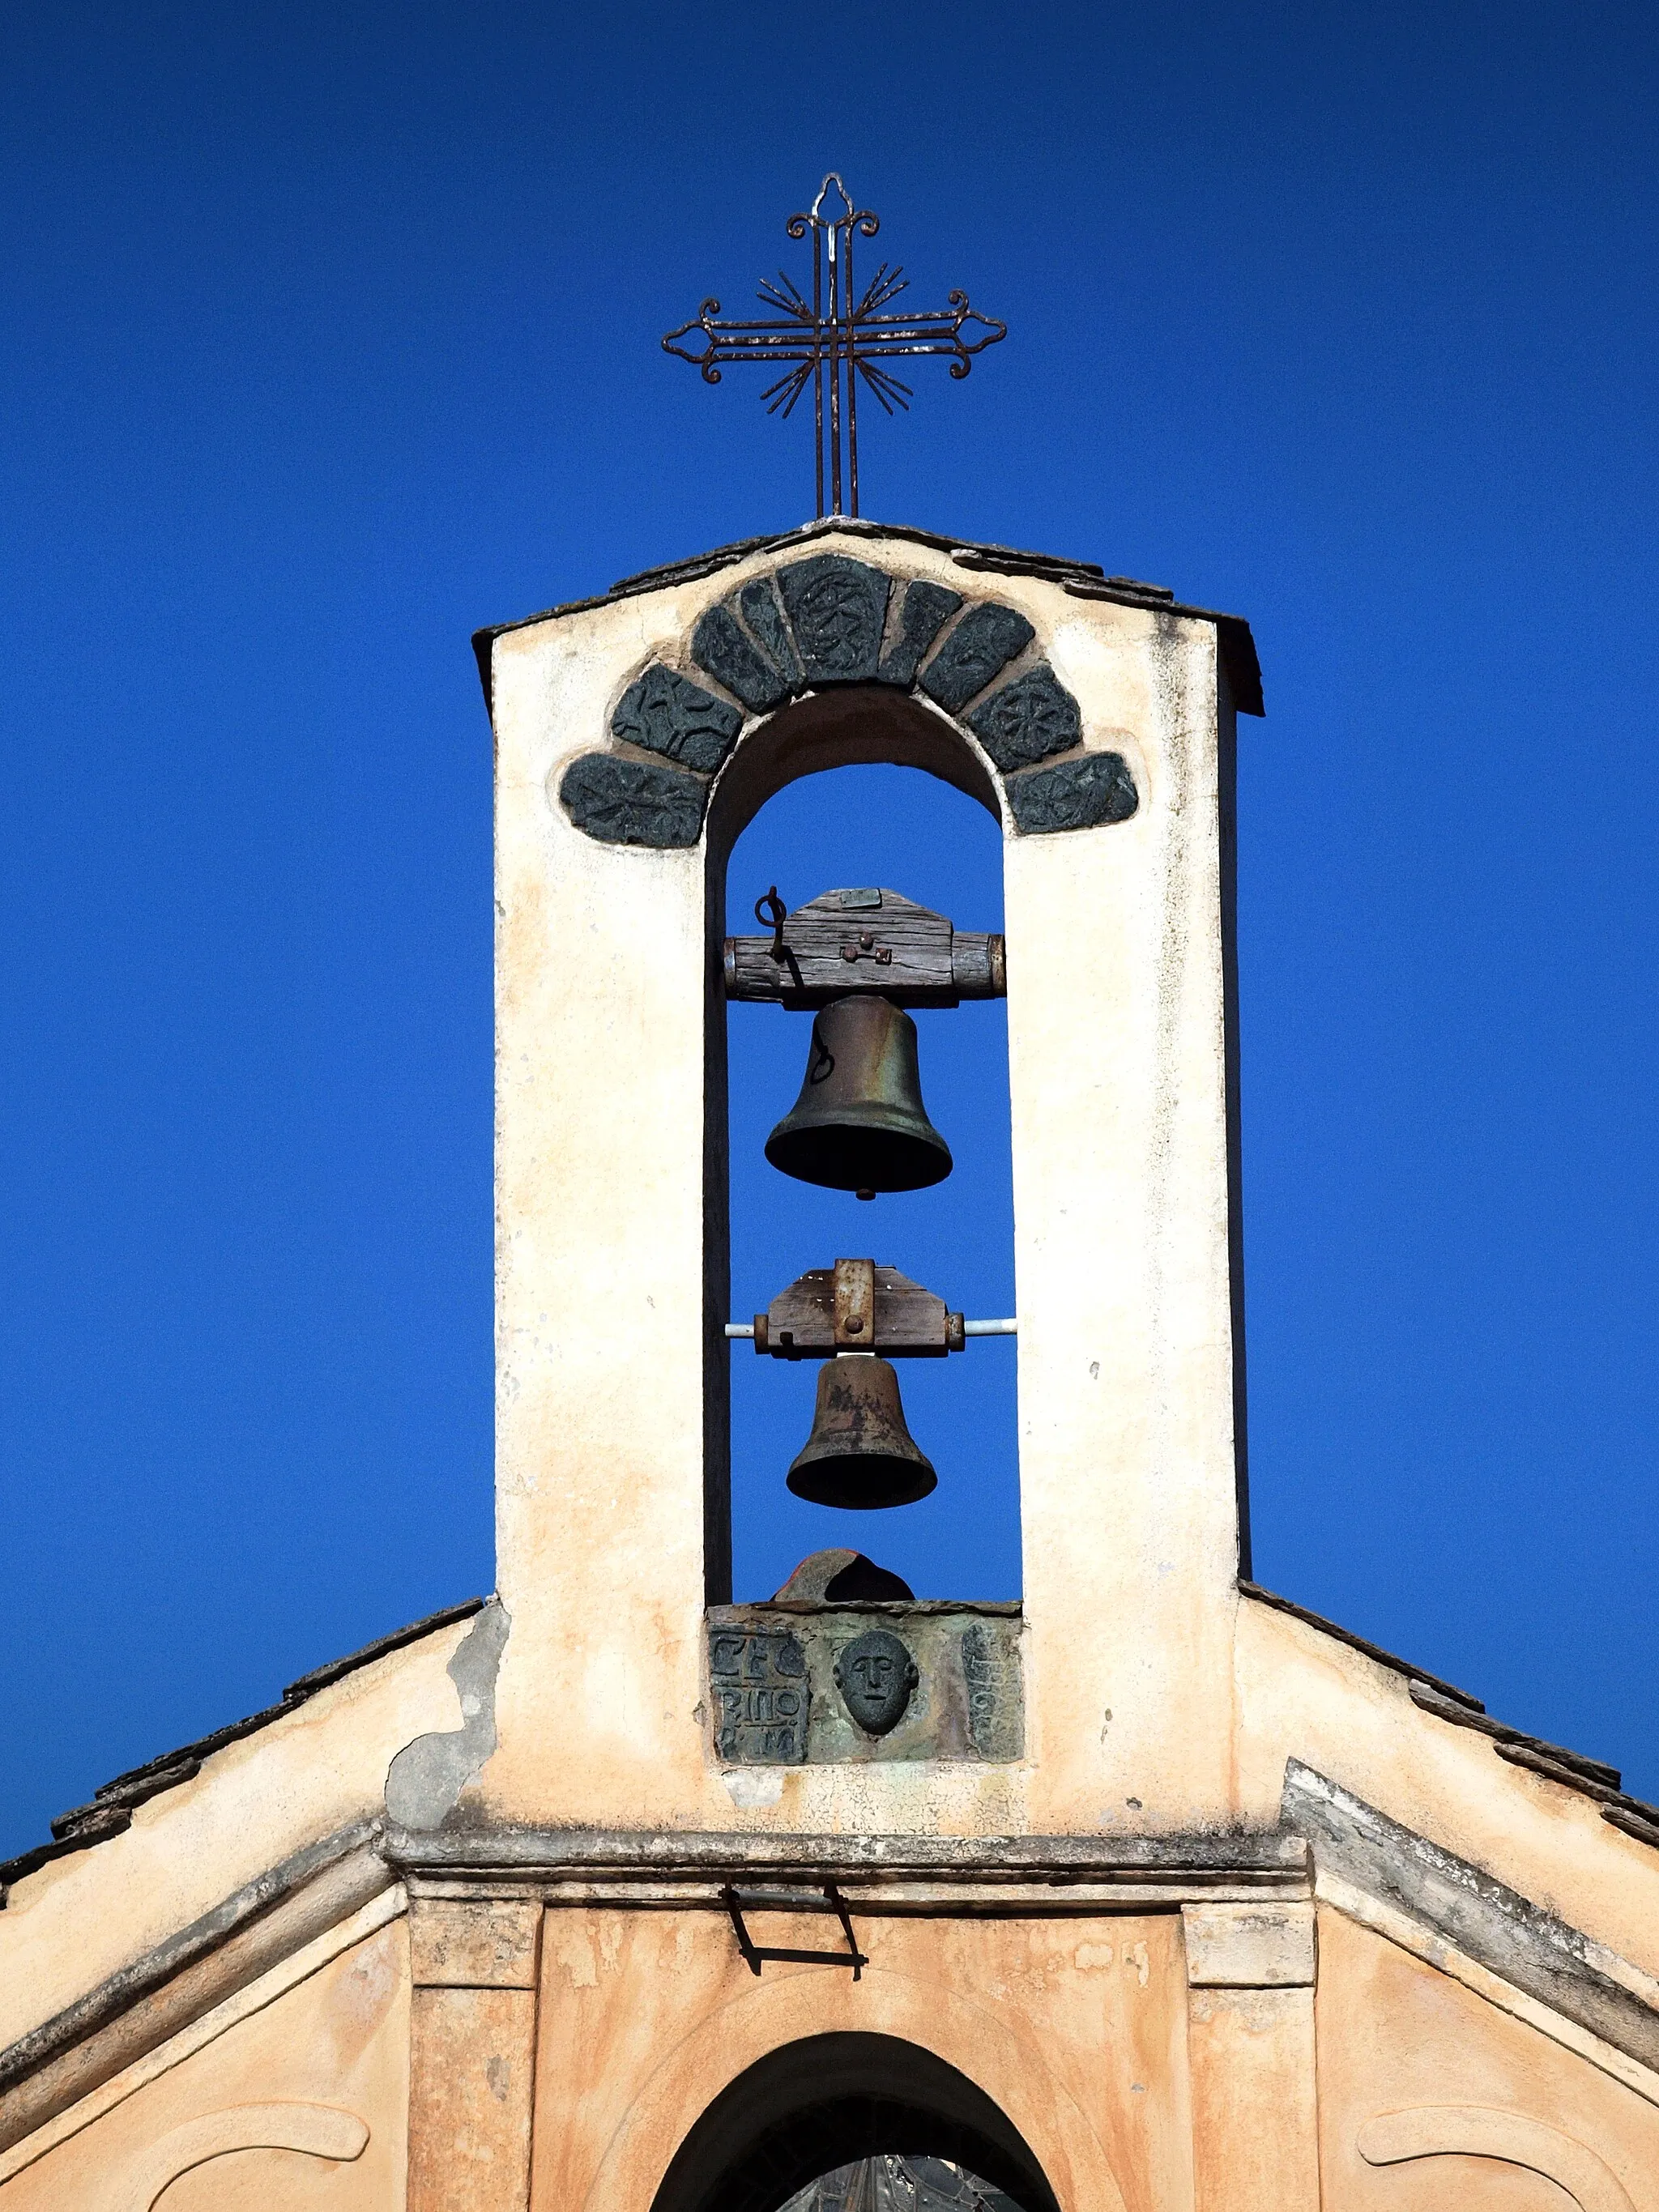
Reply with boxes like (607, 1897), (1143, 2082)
(3, 518), (1657, 2212)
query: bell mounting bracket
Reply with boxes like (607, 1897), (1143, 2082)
(724, 886), (1004, 1009)
(754, 1257), (965, 1358)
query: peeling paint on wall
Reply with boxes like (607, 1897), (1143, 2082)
(385, 1600), (511, 1831)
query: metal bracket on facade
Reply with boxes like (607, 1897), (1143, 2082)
(720, 1883), (867, 1980)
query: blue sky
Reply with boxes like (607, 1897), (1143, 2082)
(2, 1), (1657, 1855)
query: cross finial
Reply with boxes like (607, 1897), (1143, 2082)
(663, 176), (1007, 519)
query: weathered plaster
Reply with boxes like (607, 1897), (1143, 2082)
(1316, 1907), (1659, 2211)
(1235, 1592), (1659, 1982)
(481, 526), (1243, 1839)
(528, 1909), (1185, 2212)
(385, 1600), (511, 1831)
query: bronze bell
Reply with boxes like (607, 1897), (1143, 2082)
(786, 1355), (938, 1510)
(765, 994), (953, 1198)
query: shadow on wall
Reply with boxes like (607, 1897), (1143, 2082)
(726, 765), (1017, 1604)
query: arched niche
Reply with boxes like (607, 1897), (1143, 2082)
(649, 2033), (1060, 2212)
(713, 722), (1017, 1600)
(703, 688), (1004, 898)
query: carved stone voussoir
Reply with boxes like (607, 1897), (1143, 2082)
(611, 663), (741, 773)
(778, 554), (892, 684)
(966, 662), (1082, 773)
(919, 600), (1035, 714)
(691, 603), (793, 715)
(560, 753), (708, 848)
(738, 577), (805, 689)
(707, 1604), (1023, 1765)
(1006, 750), (1139, 834)
(878, 580), (962, 688)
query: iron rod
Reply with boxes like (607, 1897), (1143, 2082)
(723, 1320), (1017, 1339)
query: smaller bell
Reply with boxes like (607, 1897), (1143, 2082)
(766, 994), (953, 1197)
(787, 1355), (938, 1511)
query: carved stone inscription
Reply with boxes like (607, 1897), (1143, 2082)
(738, 577), (805, 689)
(966, 663), (1081, 771)
(690, 604), (792, 715)
(559, 753), (708, 848)
(708, 1604), (1022, 1764)
(961, 1622), (1024, 1759)
(563, 555), (1147, 848)
(611, 663), (741, 772)
(709, 1630), (810, 1763)
(919, 601), (1034, 714)
(878, 580), (962, 688)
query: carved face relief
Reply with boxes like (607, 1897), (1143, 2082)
(834, 1628), (919, 1737)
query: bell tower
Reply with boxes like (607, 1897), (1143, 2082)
(390, 517), (1657, 2212)
(471, 523), (1259, 1842)
(11, 512), (1659, 2212)
(374, 518), (1305, 2208)
(8, 181), (1658, 2212)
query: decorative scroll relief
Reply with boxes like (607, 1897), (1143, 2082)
(1358, 2108), (1636, 2212)
(557, 553), (1141, 848)
(92, 2102), (369, 2212)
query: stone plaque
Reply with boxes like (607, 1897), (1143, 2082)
(706, 1601), (1022, 1763)
(690, 603), (792, 715)
(919, 601), (1034, 714)
(1007, 750), (1138, 834)
(738, 577), (806, 690)
(878, 580), (962, 688)
(960, 1622), (1021, 1758)
(965, 662), (1082, 772)
(709, 1629), (810, 1763)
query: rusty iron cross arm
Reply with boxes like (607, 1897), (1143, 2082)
(662, 175), (1007, 518)
(662, 293), (1007, 383)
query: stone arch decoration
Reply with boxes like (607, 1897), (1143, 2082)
(1358, 2106), (1637, 2212)
(557, 551), (1140, 850)
(91, 2101), (369, 2212)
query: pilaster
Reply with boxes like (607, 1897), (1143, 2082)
(1181, 1903), (1320, 2211)
(407, 1899), (542, 2212)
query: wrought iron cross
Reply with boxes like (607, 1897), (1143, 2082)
(663, 176), (1007, 520)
